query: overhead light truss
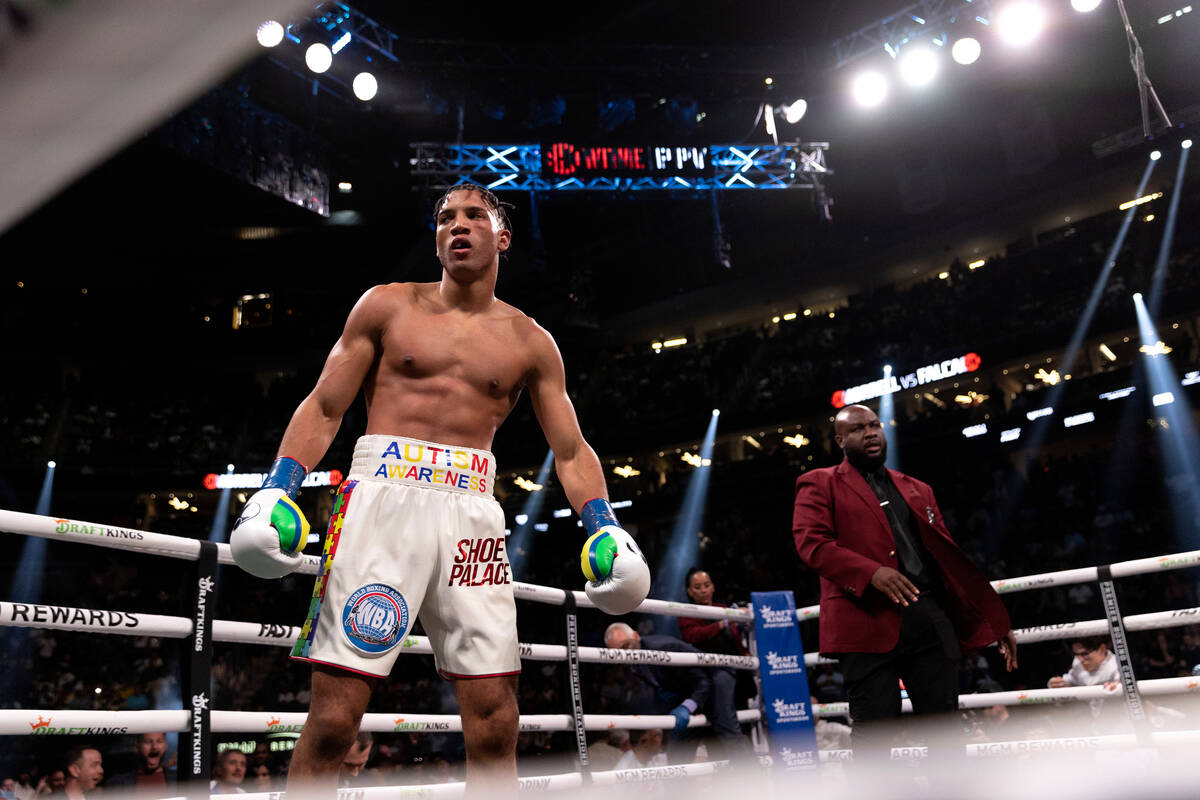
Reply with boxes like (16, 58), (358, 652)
(409, 142), (832, 194)
(831, 0), (993, 70)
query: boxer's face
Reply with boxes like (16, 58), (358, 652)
(435, 189), (510, 278)
(835, 405), (887, 468)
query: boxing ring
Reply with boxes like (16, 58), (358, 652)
(2, 507), (1200, 796)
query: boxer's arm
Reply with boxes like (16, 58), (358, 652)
(277, 286), (388, 469)
(793, 473), (882, 598)
(526, 323), (608, 512)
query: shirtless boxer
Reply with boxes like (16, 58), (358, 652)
(229, 183), (650, 797)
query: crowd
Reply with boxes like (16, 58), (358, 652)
(3, 190), (1200, 783)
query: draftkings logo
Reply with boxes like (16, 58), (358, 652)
(764, 651), (802, 675)
(771, 699), (810, 722)
(393, 717), (451, 732)
(757, 604), (796, 627)
(777, 746), (815, 768)
(29, 715), (51, 731)
(265, 716), (304, 734)
(54, 518), (145, 540)
(191, 693), (208, 775)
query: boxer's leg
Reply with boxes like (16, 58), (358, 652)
(287, 664), (374, 794)
(453, 674), (519, 800)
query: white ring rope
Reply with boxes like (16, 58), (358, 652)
(7, 509), (1200, 624)
(227, 760), (730, 799)
(5, 678), (1198, 736)
(810, 675), (1200, 718)
(0, 601), (758, 669)
(820, 729), (1200, 761)
(0, 708), (763, 736)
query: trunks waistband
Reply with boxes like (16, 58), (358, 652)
(349, 435), (495, 497)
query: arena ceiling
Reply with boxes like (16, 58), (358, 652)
(2, 0), (1198, 338)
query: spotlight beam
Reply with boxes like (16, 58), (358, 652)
(1147, 145), (1190, 316)
(508, 450), (555, 579)
(657, 413), (721, 605)
(1133, 294), (1200, 548)
(987, 157), (1159, 546)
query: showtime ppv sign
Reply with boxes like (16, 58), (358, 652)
(202, 470), (343, 490)
(831, 352), (981, 408)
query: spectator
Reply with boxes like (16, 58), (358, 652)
(614, 729), (667, 770)
(677, 569), (748, 657)
(2, 778), (17, 800)
(209, 750), (246, 794)
(586, 729), (631, 771)
(1047, 636), (1118, 690)
(53, 747), (103, 800)
(248, 764), (273, 792)
(35, 771), (65, 797)
(604, 622), (752, 765)
(106, 732), (174, 794)
(340, 732), (374, 787)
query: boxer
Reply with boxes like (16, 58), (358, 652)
(230, 183), (649, 798)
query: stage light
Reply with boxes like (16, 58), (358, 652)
(968, 259), (986, 269)
(712, 408), (720, 417)
(1000, 428), (1022, 443)
(1026, 407), (1054, 420)
(1153, 392), (1176, 407)
(1071, 0), (1102, 11)
(782, 312), (798, 321)
(1133, 292), (1144, 301)
(353, 72), (378, 101)
(1150, 150), (1163, 161)
(331, 31), (351, 55)
(1184, 139), (1193, 149)
(1063, 411), (1095, 428)
(1099, 387), (1136, 400)
(256, 20), (284, 48)
(852, 71), (889, 108)
(663, 337), (688, 348)
(997, 2), (1045, 46)
(952, 37), (982, 65)
(962, 423), (988, 438)
(899, 46), (939, 87)
(782, 98), (808, 124)
(47, 460), (56, 469)
(305, 43), (332, 74)
(1099, 343), (1117, 361)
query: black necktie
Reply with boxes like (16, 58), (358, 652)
(866, 471), (924, 577)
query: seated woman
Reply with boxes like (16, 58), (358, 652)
(678, 568), (749, 657)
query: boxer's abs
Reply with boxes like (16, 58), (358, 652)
(361, 357), (525, 452)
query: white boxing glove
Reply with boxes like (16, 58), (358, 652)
(584, 526), (651, 615)
(230, 488), (309, 579)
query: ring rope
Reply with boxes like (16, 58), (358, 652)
(0, 708), (763, 736)
(820, 729), (1200, 761)
(6, 509), (1199, 623)
(6, 677), (1198, 736)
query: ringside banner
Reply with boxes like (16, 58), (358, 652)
(752, 591), (818, 771)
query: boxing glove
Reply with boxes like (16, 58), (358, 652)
(580, 499), (650, 615)
(230, 457), (310, 579)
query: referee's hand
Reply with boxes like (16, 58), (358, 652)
(869, 566), (919, 606)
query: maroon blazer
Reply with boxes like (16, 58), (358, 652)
(792, 459), (1011, 655)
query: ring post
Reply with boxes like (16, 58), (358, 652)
(561, 589), (592, 782)
(751, 591), (819, 772)
(183, 541), (218, 795)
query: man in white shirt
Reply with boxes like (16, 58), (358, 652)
(614, 729), (668, 771)
(1048, 636), (1118, 689)
(1048, 636), (1119, 723)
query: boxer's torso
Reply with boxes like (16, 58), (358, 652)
(360, 282), (535, 451)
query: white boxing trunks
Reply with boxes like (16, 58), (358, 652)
(291, 435), (519, 679)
